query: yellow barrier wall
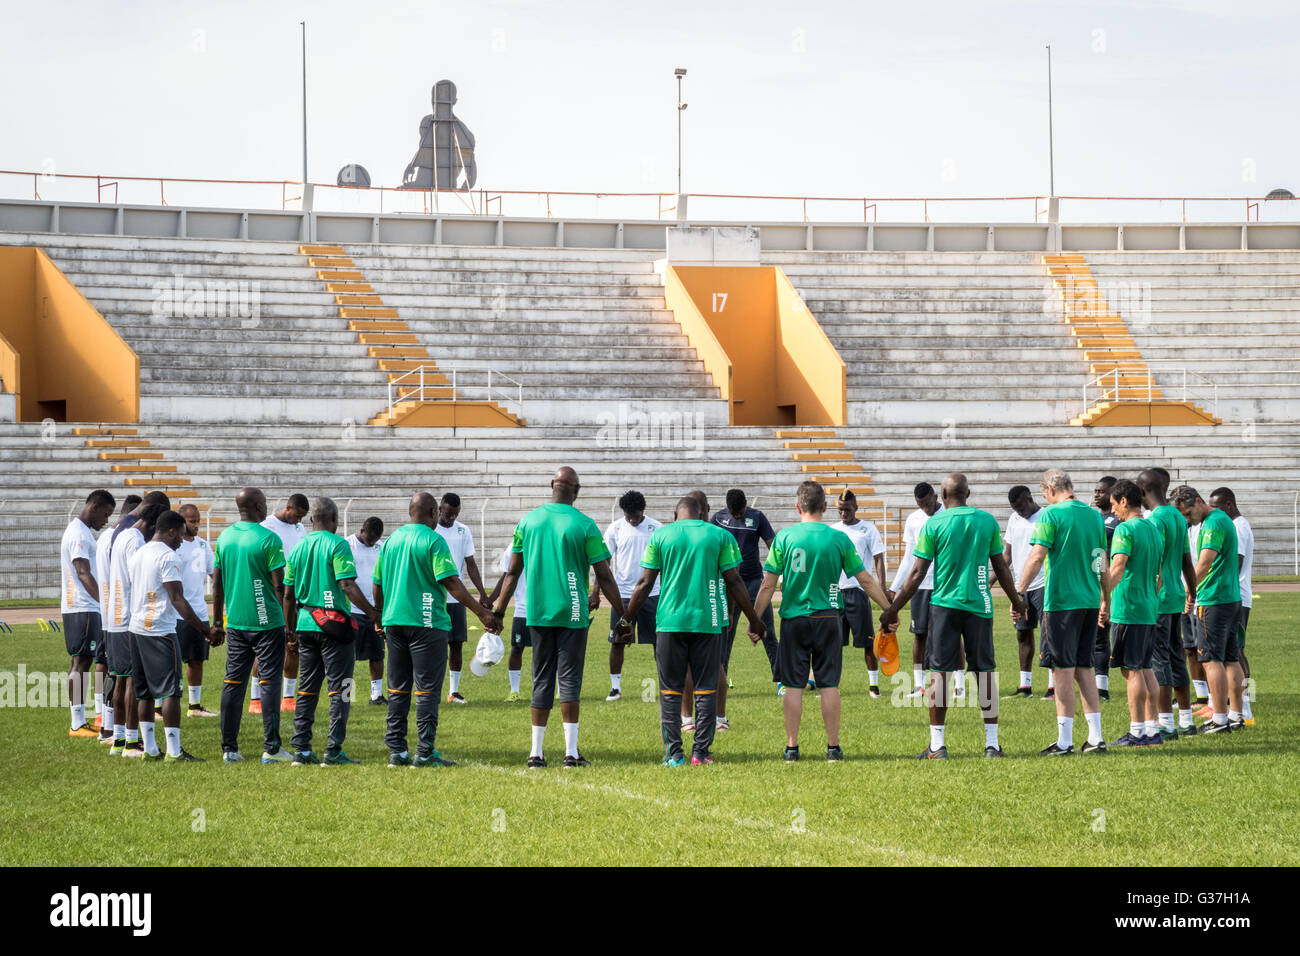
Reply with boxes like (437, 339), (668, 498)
(0, 247), (139, 422)
(666, 265), (844, 426)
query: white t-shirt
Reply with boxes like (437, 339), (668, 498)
(890, 504), (944, 592)
(1005, 509), (1046, 591)
(435, 521), (475, 604)
(498, 548), (527, 619)
(96, 528), (114, 619)
(262, 513), (306, 556)
(604, 516), (662, 599)
(834, 519), (884, 590)
(176, 535), (214, 621)
(346, 534), (383, 606)
(60, 518), (100, 615)
(128, 540), (184, 636)
(107, 527), (145, 632)
(1187, 523), (1201, 610)
(1233, 515), (1254, 610)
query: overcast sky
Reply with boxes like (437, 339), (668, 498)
(2, 0), (1296, 220)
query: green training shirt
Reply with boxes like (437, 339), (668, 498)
(372, 523), (460, 630)
(214, 521), (286, 630)
(762, 521), (864, 619)
(912, 506), (1003, 618)
(1146, 504), (1191, 614)
(1195, 508), (1241, 606)
(285, 530), (357, 633)
(1029, 498), (1106, 612)
(640, 519), (741, 633)
(511, 503), (610, 628)
(1109, 516), (1163, 625)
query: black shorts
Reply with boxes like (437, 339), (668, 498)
(1015, 588), (1045, 632)
(104, 630), (132, 678)
(909, 589), (933, 635)
(62, 612), (100, 658)
(777, 614), (843, 689)
(1110, 622), (1154, 671)
(130, 631), (182, 700)
(1197, 602), (1241, 664)
(609, 594), (657, 645)
(839, 588), (874, 648)
(1238, 605), (1250, 648)
(446, 603), (468, 643)
(926, 604), (995, 672)
(351, 612), (385, 660)
(530, 626), (587, 709)
(177, 619), (210, 663)
(1041, 608), (1098, 669)
(1180, 611), (1202, 650)
(510, 616), (531, 648)
(1151, 613), (1189, 687)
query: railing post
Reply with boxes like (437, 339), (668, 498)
(488, 366), (492, 403)
(420, 365), (425, 402)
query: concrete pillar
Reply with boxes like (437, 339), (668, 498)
(178, 209), (187, 238)
(616, 223), (624, 249)
(805, 225), (814, 251)
(114, 207), (124, 236)
(302, 184), (315, 212)
(1241, 225), (1249, 251)
(556, 221), (564, 248)
(986, 225), (995, 251)
(434, 218), (442, 245)
(926, 226), (934, 252)
(1117, 225), (1124, 251)
(495, 219), (504, 247)
(50, 205), (59, 234)
(371, 217), (380, 243)
(1179, 225), (1186, 251)
(1048, 196), (1060, 223)
(676, 194), (688, 220)
(239, 213), (249, 240)
(866, 225), (874, 252)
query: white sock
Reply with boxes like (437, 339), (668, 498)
(1085, 711), (1103, 745)
(164, 726), (181, 758)
(929, 724), (945, 751)
(449, 671), (461, 695)
(154, 698), (162, 710)
(1228, 710), (1242, 722)
(1159, 712), (1174, 732)
(563, 721), (580, 758)
(70, 703), (86, 729)
(1019, 670), (1032, 689)
(1178, 709), (1193, 729)
(113, 722), (125, 740)
(954, 669), (966, 691)
(188, 685), (202, 705)
(611, 673), (622, 691)
(530, 724), (546, 758)
(103, 704), (114, 730)
(371, 678), (382, 699)
(867, 669), (879, 686)
(1193, 679), (1209, 698)
(1241, 693), (1253, 720)
(1096, 674), (1109, 691)
(1130, 720), (1143, 737)
(913, 667), (924, 689)
(251, 681), (262, 700)
(1144, 720), (1158, 737)
(141, 721), (159, 756)
(283, 677), (296, 698)
(1212, 713), (1228, 726)
(94, 693), (104, 718)
(984, 723), (999, 749)
(509, 670), (521, 694)
(1047, 672), (1056, 690)
(1057, 715), (1073, 749)
(125, 728), (139, 743)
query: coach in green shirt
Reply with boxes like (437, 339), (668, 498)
(620, 496), (765, 766)
(881, 474), (1025, 759)
(752, 481), (892, 762)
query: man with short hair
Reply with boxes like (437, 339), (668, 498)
(176, 503), (217, 718)
(1003, 485), (1045, 698)
(832, 490), (887, 696)
(712, 489), (778, 696)
(1209, 487), (1254, 725)
(1103, 479), (1164, 747)
(346, 517), (386, 706)
(595, 490), (662, 701)
(753, 481), (893, 761)
(491, 467), (627, 768)
(488, 546), (531, 702)
(1093, 476), (1121, 701)
(436, 492), (490, 705)
(127, 510), (210, 761)
(621, 495), (765, 765)
(60, 490), (116, 738)
(889, 483), (947, 699)
(93, 493), (140, 742)
(259, 493), (309, 713)
(375, 493), (499, 767)
(281, 497), (380, 766)
(1015, 469), (1110, 755)
(213, 487), (294, 764)
(1170, 485), (1245, 734)
(883, 475), (1025, 758)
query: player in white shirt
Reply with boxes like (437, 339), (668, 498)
(91, 495), (140, 741)
(127, 510), (211, 761)
(888, 483), (947, 698)
(346, 517), (387, 705)
(175, 504), (218, 717)
(258, 493), (309, 712)
(436, 493), (490, 703)
(833, 491), (887, 696)
(1182, 519), (1209, 712)
(60, 490), (117, 738)
(594, 491), (662, 700)
(488, 545), (531, 701)
(1211, 487), (1255, 724)
(1003, 485), (1046, 697)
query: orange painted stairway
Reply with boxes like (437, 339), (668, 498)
(775, 428), (884, 514)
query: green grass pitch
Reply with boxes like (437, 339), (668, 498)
(1, 594), (1296, 866)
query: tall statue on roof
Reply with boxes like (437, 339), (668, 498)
(401, 79), (477, 190)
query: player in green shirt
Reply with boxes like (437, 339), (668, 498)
(1170, 485), (1244, 734)
(1015, 469), (1111, 755)
(212, 487), (293, 764)
(279, 497), (379, 766)
(881, 474), (1025, 759)
(373, 492), (499, 767)
(492, 467), (627, 768)
(752, 481), (892, 762)
(619, 496), (765, 765)
(1102, 479), (1165, 747)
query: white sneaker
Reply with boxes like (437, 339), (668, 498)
(715, 716), (730, 731)
(907, 686), (926, 698)
(261, 748), (293, 764)
(681, 717), (695, 734)
(606, 688), (622, 701)
(222, 751), (244, 763)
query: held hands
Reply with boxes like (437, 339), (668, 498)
(747, 618), (767, 645)
(477, 607), (503, 634)
(878, 608), (899, 632)
(588, 592), (601, 613)
(613, 618), (633, 642)
(286, 631), (298, 653)
(1098, 604), (1110, 627)
(207, 624), (225, 648)
(1184, 593), (1195, 615)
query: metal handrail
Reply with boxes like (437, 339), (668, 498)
(385, 364), (524, 419)
(1081, 365), (1218, 417)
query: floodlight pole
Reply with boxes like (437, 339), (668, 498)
(301, 22), (308, 185)
(1046, 44), (1055, 198)
(676, 69), (687, 196)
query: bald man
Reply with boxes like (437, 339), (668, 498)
(213, 487), (293, 763)
(492, 468), (626, 768)
(176, 503), (218, 717)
